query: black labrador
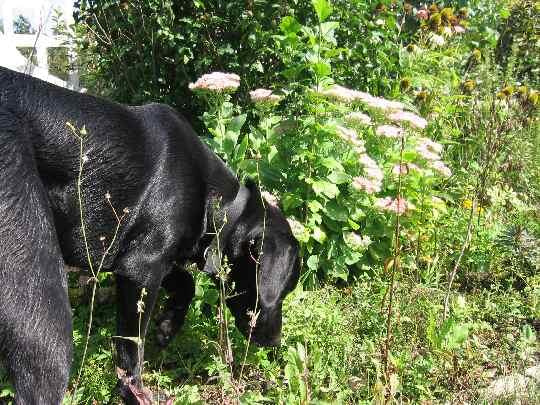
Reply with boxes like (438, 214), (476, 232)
(0, 66), (300, 404)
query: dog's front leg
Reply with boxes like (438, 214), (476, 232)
(113, 249), (171, 404)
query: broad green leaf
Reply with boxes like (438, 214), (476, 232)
(328, 171), (350, 184)
(229, 114), (247, 132)
(306, 255), (319, 270)
(312, 180), (339, 198)
(324, 200), (348, 221)
(268, 145), (278, 163)
(308, 200), (324, 212)
(282, 193), (304, 211)
(311, 226), (327, 243)
(311, 61), (331, 77)
(280, 16), (302, 34)
(320, 157), (344, 171)
(312, 0), (333, 23)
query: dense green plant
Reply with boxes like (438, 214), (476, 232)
(0, 1), (532, 404)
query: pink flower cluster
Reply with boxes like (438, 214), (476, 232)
(318, 84), (405, 111)
(374, 196), (415, 215)
(388, 111), (428, 129)
(336, 125), (366, 154)
(249, 88), (282, 104)
(189, 72), (240, 93)
(416, 138), (451, 177)
(345, 111), (372, 126)
(352, 153), (384, 194)
(376, 125), (403, 138)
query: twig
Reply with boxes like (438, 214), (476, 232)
(66, 123), (127, 403)
(383, 134), (405, 395)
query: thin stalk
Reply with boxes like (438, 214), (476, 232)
(239, 162), (266, 381)
(383, 135), (405, 391)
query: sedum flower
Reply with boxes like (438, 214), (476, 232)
(363, 96), (406, 112)
(345, 111), (372, 126)
(318, 84), (359, 103)
(352, 176), (381, 194)
(344, 232), (372, 251)
(376, 125), (404, 138)
(387, 111), (428, 129)
(249, 88), (282, 104)
(354, 153), (384, 194)
(336, 125), (366, 154)
(374, 196), (415, 215)
(428, 160), (452, 177)
(429, 33), (445, 47)
(189, 72), (240, 93)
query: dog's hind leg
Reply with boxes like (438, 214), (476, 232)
(0, 110), (72, 404)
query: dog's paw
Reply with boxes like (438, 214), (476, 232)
(156, 317), (175, 347)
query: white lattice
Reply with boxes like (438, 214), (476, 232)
(0, 0), (78, 90)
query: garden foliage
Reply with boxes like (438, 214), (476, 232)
(1, 0), (534, 403)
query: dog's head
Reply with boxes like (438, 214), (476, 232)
(203, 180), (300, 346)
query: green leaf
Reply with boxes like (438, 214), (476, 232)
(306, 255), (319, 270)
(280, 16), (302, 34)
(328, 171), (350, 184)
(311, 61), (331, 77)
(312, 0), (333, 23)
(268, 145), (278, 163)
(320, 21), (339, 43)
(312, 181), (339, 198)
(282, 193), (304, 211)
(308, 200), (324, 212)
(229, 114), (247, 133)
(311, 226), (327, 243)
(324, 201), (348, 221)
(320, 157), (344, 171)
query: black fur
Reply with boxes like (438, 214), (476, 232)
(0, 66), (300, 404)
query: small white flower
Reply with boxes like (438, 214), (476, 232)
(375, 19), (385, 26)
(430, 33), (446, 47)
(105, 192), (111, 200)
(387, 111), (428, 129)
(376, 125), (403, 138)
(442, 26), (453, 37)
(344, 232), (372, 250)
(428, 160), (452, 177)
(189, 72), (240, 93)
(344, 111), (372, 126)
(352, 176), (381, 194)
(249, 88), (282, 104)
(82, 155), (89, 163)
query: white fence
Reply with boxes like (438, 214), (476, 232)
(0, 0), (78, 90)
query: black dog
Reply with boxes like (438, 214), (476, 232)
(0, 66), (299, 404)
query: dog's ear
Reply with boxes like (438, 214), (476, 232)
(202, 184), (252, 275)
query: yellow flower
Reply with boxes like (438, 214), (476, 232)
(463, 199), (473, 209)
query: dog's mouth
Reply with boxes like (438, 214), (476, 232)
(234, 313), (282, 347)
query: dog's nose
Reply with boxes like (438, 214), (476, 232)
(252, 332), (281, 347)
